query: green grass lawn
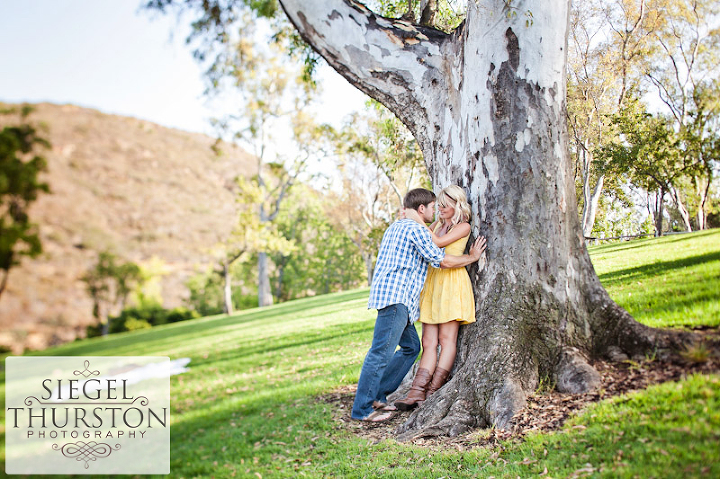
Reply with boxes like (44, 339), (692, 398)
(2, 230), (719, 477)
(589, 229), (720, 329)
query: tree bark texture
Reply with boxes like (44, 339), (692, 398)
(0, 269), (8, 300)
(258, 203), (274, 307)
(579, 146), (603, 238)
(697, 177), (710, 230)
(653, 188), (665, 236)
(278, 0), (692, 438)
(668, 185), (692, 233)
(223, 260), (234, 315)
(257, 252), (274, 307)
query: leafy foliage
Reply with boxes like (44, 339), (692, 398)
(271, 185), (366, 301)
(186, 267), (258, 316)
(82, 252), (144, 335)
(372, 0), (466, 31)
(97, 305), (200, 336)
(0, 105), (50, 299)
(601, 100), (686, 187)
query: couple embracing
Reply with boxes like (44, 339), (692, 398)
(352, 187), (487, 422)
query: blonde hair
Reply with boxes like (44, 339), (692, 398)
(437, 185), (471, 226)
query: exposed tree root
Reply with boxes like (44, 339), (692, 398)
(384, 296), (701, 440)
(325, 329), (720, 446)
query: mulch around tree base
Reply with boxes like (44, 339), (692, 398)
(322, 327), (720, 450)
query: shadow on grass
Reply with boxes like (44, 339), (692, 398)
(625, 286), (720, 328)
(163, 371), (366, 478)
(190, 321), (374, 368)
(598, 250), (720, 286)
(590, 230), (719, 256)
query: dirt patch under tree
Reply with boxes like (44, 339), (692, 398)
(322, 327), (720, 449)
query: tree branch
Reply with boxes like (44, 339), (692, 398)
(0, 269), (9, 300)
(277, 0), (448, 136)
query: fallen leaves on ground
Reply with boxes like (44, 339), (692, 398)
(320, 327), (720, 450)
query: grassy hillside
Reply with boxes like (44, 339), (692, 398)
(1, 230), (719, 477)
(0, 102), (255, 352)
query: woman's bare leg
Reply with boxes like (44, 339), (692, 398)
(437, 321), (460, 371)
(417, 323), (439, 375)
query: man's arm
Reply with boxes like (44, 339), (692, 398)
(440, 237), (487, 269)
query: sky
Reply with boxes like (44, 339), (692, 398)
(0, 1), (367, 137)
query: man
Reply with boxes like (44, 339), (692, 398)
(352, 188), (487, 422)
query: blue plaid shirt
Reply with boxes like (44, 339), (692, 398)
(368, 219), (445, 322)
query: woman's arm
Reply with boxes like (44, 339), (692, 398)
(440, 236), (487, 269)
(432, 222), (470, 248)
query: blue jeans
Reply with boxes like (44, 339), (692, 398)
(351, 304), (421, 419)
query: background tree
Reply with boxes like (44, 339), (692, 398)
(566, 0), (662, 238)
(0, 105), (50, 300)
(601, 98), (712, 235)
(271, 185), (366, 300)
(679, 84), (720, 230)
(642, 0), (720, 231)
(212, 174), (295, 314)
(82, 252), (143, 336)
(226, 54), (311, 307)
(333, 101), (429, 284)
(331, 175), (390, 286)
(184, 10), (323, 308)
(150, 0), (692, 438)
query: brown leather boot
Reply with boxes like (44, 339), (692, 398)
(394, 368), (432, 411)
(426, 367), (450, 397)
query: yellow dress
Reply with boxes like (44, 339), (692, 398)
(419, 224), (476, 325)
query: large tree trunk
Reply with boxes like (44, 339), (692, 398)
(279, 0), (690, 437)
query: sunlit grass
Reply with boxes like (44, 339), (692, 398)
(1, 231), (719, 477)
(589, 229), (720, 328)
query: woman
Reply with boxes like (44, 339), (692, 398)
(394, 185), (476, 410)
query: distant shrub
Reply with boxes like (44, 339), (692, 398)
(164, 306), (201, 323)
(707, 212), (720, 229)
(86, 324), (102, 339)
(105, 305), (201, 334)
(123, 317), (152, 332)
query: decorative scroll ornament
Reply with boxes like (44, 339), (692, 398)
(53, 442), (121, 469)
(73, 360), (101, 378)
